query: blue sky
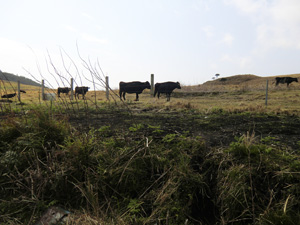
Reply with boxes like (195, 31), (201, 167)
(1, 0), (300, 89)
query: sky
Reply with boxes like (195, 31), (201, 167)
(1, 0), (300, 89)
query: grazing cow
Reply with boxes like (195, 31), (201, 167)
(154, 82), (181, 101)
(119, 81), (151, 101)
(1, 93), (16, 99)
(275, 77), (298, 87)
(75, 86), (89, 99)
(20, 90), (26, 93)
(57, 87), (71, 97)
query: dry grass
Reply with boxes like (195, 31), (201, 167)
(1, 74), (300, 115)
(183, 73), (300, 92)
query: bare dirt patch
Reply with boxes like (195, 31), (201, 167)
(69, 109), (300, 150)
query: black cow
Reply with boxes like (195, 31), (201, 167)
(119, 81), (151, 101)
(75, 86), (89, 99)
(57, 87), (71, 97)
(275, 77), (298, 86)
(1, 93), (16, 99)
(154, 82), (181, 101)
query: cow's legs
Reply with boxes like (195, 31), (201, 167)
(135, 93), (139, 101)
(157, 92), (160, 99)
(167, 93), (170, 101)
(122, 92), (126, 100)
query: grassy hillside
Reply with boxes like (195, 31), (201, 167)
(0, 80), (42, 103)
(0, 71), (41, 87)
(204, 74), (262, 85)
(187, 73), (300, 92)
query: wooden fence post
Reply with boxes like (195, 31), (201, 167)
(265, 80), (268, 106)
(41, 80), (45, 100)
(70, 78), (74, 100)
(106, 76), (109, 100)
(17, 81), (21, 102)
(150, 74), (154, 96)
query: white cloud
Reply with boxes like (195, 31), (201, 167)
(0, 38), (60, 88)
(193, 0), (212, 12)
(64, 25), (108, 45)
(209, 62), (218, 70)
(220, 54), (252, 69)
(65, 25), (78, 32)
(0, 38), (35, 75)
(264, 0), (300, 49)
(239, 57), (252, 68)
(81, 12), (93, 20)
(223, 0), (266, 14)
(220, 33), (234, 46)
(224, 0), (300, 51)
(81, 33), (108, 44)
(270, 0), (300, 23)
(202, 25), (214, 38)
(221, 54), (233, 62)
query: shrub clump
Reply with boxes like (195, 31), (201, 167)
(219, 133), (300, 224)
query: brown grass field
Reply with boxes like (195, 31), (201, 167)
(1, 73), (300, 115)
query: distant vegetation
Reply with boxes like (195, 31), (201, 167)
(0, 70), (41, 87)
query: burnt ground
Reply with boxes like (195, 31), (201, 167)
(68, 108), (300, 151)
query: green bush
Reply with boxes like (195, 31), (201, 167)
(219, 133), (300, 224)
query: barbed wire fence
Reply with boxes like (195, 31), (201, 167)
(0, 47), (134, 118)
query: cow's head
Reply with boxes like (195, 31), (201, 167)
(145, 81), (151, 89)
(176, 82), (181, 89)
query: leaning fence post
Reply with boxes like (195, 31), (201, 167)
(41, 80), (45, 100)
(70, 78), (74, 100)
(150, 74), (154, 96)
(106, 76), (109, 100)
(265, 80), (268, 106)
(17, 81), (21, 102)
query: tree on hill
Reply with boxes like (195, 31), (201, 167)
(0, 70), (41, 87)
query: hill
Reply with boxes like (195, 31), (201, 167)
(0, 70), (41, 87)
(204, 74), (261, 85)
(202, 73), (300, 86)
(180, 73), (300, 93)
